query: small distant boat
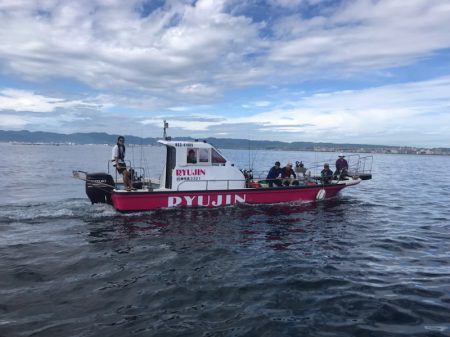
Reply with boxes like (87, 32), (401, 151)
(73, 123), (372, 212)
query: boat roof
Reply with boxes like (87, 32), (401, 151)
(158, 139), (215, 149)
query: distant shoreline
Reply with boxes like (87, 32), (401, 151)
(3, 139), (449, 156)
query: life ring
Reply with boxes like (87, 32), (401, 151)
(316, 188), (326, 200)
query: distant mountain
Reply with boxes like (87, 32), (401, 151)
(205, 137), (386, 151)
(0, 130), (157, 145)
(0, 129), (380, 149)
(1, 129), (448, 154)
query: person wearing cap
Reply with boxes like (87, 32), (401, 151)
(335, 153), (349, 179)
(321, 163), (333, 184)
(267, 161), (282, 187)
(112, 136), (133, 191)
(281, 162), (299, 186)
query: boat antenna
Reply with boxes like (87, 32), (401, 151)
(163, 120), (170, 140)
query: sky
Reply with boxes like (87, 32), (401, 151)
(1, 0), (450, 147)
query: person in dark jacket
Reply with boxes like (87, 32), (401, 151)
(267, 161), (282, 187)
(281, 162), (299, 186)
(321, 163), (333, 184)
(335, 153), (349, 179)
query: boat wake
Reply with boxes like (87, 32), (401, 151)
(0, 198), (118, 223)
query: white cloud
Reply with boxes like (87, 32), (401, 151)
(242, 101), (271, 108)
(143, 75), (448, 146)
(1, 75), (448, 146)
(1, 0), (449, 96)
(0, 89), (99, 113)
(229, 76), (450, 145)
(1, 0), (450, 146)
(269, 0), (450, 74)
(0, 114), (29, 128)
(140, 113), (227, 132)
(179, 83), (218, 96)
(0, 0), (261, 102)
(167, 106), (190, 112)
(0, 89), (71, 112)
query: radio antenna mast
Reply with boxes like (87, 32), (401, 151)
(163, 120), (169, 140)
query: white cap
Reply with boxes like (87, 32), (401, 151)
(338, 153), (345, 157)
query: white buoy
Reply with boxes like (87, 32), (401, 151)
(316, 188), (326, 200)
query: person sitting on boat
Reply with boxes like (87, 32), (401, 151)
(281, 162), (299, 186)
(187, 149), (197, 164)
(112, 136), (133, 191)
(266, 161), (282, 187)
(295, 161), (306, 175)
(295, 161), (307, 182)
(335, 153), (349, 179)
(321, 163), (333, 184)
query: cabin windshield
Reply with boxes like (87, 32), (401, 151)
(186, 147), (214, 165)
(212, 149), (226, 164)
(199, 148), (209, 163)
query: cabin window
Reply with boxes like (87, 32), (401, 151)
(187, 149), (197, 164)
(212, 149), (226, 164)
(199, 148), (210, 163)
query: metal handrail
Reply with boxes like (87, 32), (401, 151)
(256, 154), (373, 178)
(176, 179), (246, 191)
(108, 160), (148, 187)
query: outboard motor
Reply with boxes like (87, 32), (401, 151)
(85, 173), (115, 204)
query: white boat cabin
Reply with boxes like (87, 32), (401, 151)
(158, 140), (245, 191)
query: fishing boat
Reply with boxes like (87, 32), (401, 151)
(73, 123), (372, 212)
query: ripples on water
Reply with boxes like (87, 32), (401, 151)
(1, 145), (450, 336)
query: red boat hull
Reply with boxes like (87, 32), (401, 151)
(111, 184), (347, 212)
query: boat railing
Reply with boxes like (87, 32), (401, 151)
(253, 169), (315, 182)
(301, 154), (373, 178)
(176, 179), (246, 191)
(352, 155), (373, 175)
(176, 176), (326, 190)
(108, 160), (148, 187)
(255, 154), (373, 180)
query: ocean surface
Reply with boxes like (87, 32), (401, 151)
(1, 143), (450, 337)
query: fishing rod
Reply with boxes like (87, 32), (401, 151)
(72, 170), (115, 193)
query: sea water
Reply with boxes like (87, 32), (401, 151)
(1, 143), (449, 337)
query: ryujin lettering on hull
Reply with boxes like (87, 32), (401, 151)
(167, 194), (247, 207)
(175, 169), (206, 176)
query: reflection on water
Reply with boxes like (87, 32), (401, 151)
(86, 198), (350, 252)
